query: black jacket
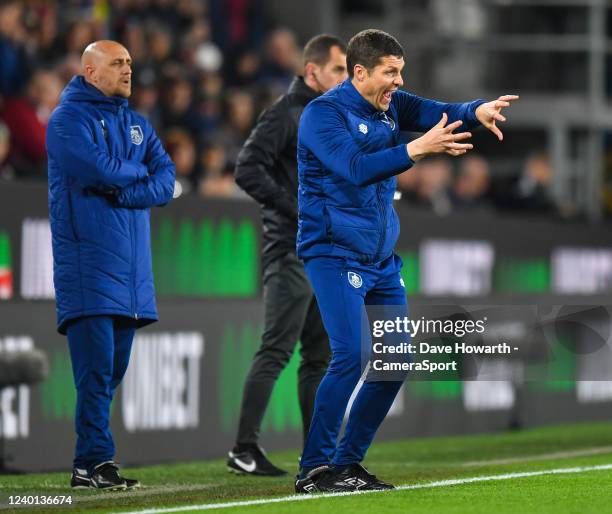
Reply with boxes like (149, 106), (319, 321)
(234, 76), (319, 268)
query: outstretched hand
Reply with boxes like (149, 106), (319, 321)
(475, 95), (519, 141)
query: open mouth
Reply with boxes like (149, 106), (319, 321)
(382, 89), (396, 103)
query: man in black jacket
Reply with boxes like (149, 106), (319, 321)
(229, 34), (347, 476)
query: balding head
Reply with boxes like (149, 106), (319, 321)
(81, 40), (133, 98)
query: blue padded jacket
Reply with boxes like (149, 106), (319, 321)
(297, 79), (484, 263)
(46, 76), (175, 334)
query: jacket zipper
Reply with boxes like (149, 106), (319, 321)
(375, 183), (386, 261)
(119, 105), (138, 319)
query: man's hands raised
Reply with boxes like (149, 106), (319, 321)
(475, 94), (519, 141)
(406, 113), (473, 162)
(405, 95), (519, 162)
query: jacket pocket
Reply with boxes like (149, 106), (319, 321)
(327, 204), (379, 256)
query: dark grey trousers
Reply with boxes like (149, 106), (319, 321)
(236, 252), (330, 447)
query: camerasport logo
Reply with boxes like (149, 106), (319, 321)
(0, 230), (13, 299)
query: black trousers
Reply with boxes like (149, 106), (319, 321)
(236, 252), (330, 447)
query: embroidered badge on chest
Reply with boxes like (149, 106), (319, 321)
(358, 123), (368, 135)
(380, 112), (396, 130)
(130, 125), (144, 145)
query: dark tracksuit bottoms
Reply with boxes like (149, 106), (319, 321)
(236, 252), (330, 447)
(300, 253), (406, 468)
(67, 316), (135, 473)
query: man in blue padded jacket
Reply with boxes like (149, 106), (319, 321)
(46, 40), (175, 490)
(295, 29), (518, 493)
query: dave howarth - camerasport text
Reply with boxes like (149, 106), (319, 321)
(371, 316), (486, 338)
(372, 342), (513, 355)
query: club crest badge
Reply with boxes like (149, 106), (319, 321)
(380, 112), (396, 130)
(348, 271), (363, 288)
(130, 125), (144, 145)
(358, 123), (368, 135)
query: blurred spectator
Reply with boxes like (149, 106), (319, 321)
(1, 69), (62, 178)
(132, 77), (162, 130)
(500, 152), (554, 213)
(0, 122), (15, 180)
(146, 23), (180, 79)
(164, 128), (198, 195)
(396, 167), (421, 204)
(452, 154), (492, 209)
(415, 157), (454, 216)
(64, 20), (99, 58)
(121, 22), (147, 67)
(0, 1), (29, 97)
(182, 18), (223, 74)
(219, 89), (256, 168)
(259, 28), (301, 92)
(199, 141), (240, 197)
(209, 0), (265, 52)
(161, 78), (204, 134)
(56, 54), (82, 86)
(225, 46), (261, 87)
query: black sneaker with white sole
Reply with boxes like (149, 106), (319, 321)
(90, 461), (140, 490)
(295, 465), (356, 494)
(70, 468), (91, 489)
(342, 463), (395, 491)
(295, 463), (395, 494)
(227, 444), (287, 476)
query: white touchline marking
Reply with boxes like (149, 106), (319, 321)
(112, 463), (612, 514)
(461, 446), (612, 467)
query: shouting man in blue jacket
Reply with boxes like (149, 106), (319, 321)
(295, 29), (518, 493)
(46, 40), (175, 490)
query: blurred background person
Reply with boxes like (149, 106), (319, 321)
(451, 154), (492, 210)
(164, 127), (198, 195)
(1, 69), (62, 178)
(259, 28), (302, 93)
(415, 156), (454, 216)
(0, 1), (29, 98)
(0, 122), (14, 181)
(512, 152), (554, 212)
(198, 139), (241, 198)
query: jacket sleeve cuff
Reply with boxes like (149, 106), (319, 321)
(396, 144), (415, 171)
(466, 99), (486, 127)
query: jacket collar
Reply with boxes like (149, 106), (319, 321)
(340, 79), (378, 116)
(288, 76), (319, 101)
(60, 76), (129, 110)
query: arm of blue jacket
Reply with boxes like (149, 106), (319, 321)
(46, 107), (148, 188)
(299, 101), (413, 187)
(113, 125), (176, 208)
(394, 90), (485, 133)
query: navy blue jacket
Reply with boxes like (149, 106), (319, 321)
(297, 79), (484, 263)
(46, 76), (175, 334)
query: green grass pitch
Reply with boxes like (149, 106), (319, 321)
(2, 421), (612, 513)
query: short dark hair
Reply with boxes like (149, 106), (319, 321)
(303, 34), (347, 66)
(346, 29), (404, 78)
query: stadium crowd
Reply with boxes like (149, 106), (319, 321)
(0, 0), (557, 215)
